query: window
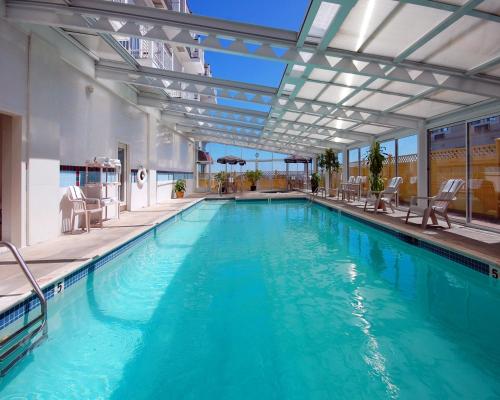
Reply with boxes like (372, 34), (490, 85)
(468, 116), (500, 228)
(429, 123), (467, 219)
(348, 148), (360, 178)
(397, 135), (418, 205)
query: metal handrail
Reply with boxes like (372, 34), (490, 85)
(0, 241), (47, 376)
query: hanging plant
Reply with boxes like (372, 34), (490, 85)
(366, 141), (386, 192)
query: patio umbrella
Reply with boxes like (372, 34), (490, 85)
(216, 155), (246, 166)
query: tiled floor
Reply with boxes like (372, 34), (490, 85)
(0, 198), (201, 312)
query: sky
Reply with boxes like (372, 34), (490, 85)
(188, 0), (310, 171)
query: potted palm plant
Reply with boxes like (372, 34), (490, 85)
(245, 170), (263, 191)
(324, 148), (340, 196)
(366, 141), (386, 193)
(311, 172), (320, 193)
(214, 171), (228, 193)
(174, 179), (186, 198)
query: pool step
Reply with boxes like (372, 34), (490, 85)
(0, 241), (48, 377)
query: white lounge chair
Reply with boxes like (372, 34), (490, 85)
(340, 176), (355, 201)
(348, 176), (364, 202)
(67, 186), (103, 233)
(364, 177), (402, 213)
(405, 179), (464, 229)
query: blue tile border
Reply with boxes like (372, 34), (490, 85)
(0, 200), (203, 332)
(312, 200), (492, 276)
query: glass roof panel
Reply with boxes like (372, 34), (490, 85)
(363, 3), (450, 57)
(334, 73), (371, 87)
(352, 124), (392, 134)
(428, 90), (488, 105)
(328, 0), (397, 51)
(366, 78), (390, 90)
(330, 137), (355, 144)
(308, 2), (340, 39)
(297, 114), (320, 124)
(342, 91), (372, 106)
(356, 92), (408, 111)
(282, 111), (300, 121)
(327, 119), (357, 130)
(309, 68), (337, 82)
(408, 17), (500, 71)
(317, 84), (355, 103)
(382, 81), (432, 96)
(396, 100), (461, 118)
(484, 65), (500, 77)
(296, 81), (326, 99)
(475, 0), (500, 15)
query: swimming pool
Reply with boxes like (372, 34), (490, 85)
(1, 200), (499, 399)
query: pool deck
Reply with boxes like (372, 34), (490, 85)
(0, 191), (498, 315)
(0, 198), (202, 313)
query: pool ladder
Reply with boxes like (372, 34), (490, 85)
(0, 241), (47, 377)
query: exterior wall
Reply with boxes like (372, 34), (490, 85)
(0, 21), (195, 247)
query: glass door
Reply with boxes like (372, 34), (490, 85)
(468, 116), (500, 230)
(428, 124), (467, 221)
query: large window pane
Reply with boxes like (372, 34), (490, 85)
(381, 140), (396, 183)
(349, 148), (359, 177)
(468, 116), (500, 228)
(429, 124), (466, 219)
(397, 135), (418, 205)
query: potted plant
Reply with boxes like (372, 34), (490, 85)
(214, 171), (228, 193)
(245, 169), (263, 191)
(311, 172), (320, 193)
(174, 179), (186, 198)
(366, 141), (386, 194)
(323, 148), (340, 196)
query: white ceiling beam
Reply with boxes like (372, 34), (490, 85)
(184, 127), (326, 155)
(97, 61), (276, 106)
(177, 121), (345, 151)
(7, 0), (500, 98)
(188, 133), (317, 157)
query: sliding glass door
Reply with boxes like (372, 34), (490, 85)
(468, 116), (500, 229)
(429, 114), (500, 230)
(428, 124), (467, 220)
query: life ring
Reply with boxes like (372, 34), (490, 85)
(137, 167), (148, 185)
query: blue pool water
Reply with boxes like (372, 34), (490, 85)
(1, 200), (499, 399)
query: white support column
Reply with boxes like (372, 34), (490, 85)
(342, 149), (348, 182)
(417, 122), (428, 204)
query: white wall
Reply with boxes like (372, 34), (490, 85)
(0, 20), (195, 246)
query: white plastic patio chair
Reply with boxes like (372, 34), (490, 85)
(347, 176), (364, 202)
(340, 176), (355, 200)
(405, 179), (464, 229)
(364, 177), (403, 213)
(67, 186), (103, 233)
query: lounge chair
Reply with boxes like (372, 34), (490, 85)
(67, 186), (103, 233)
(344, 176), (363, 202)
(405, 179), (464, 229)
(364, 177), (402, 213)
(340, 176), (355, 200)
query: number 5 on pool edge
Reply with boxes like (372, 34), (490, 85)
(491, 268), (498, 279)
(56, 281), (64, 294)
